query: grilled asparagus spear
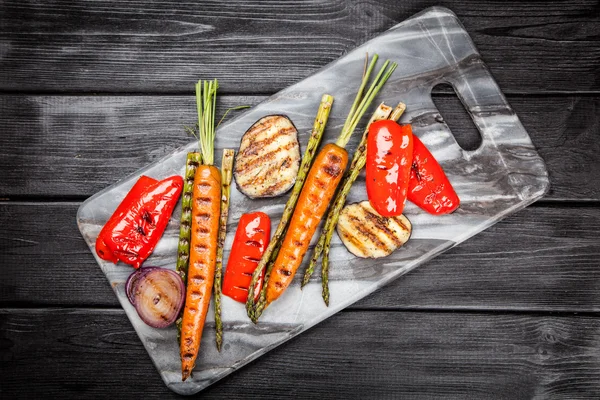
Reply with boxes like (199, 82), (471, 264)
(214, 149), (235, 351)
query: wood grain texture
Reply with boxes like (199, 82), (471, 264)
(0, 95), (263, 197)
(0, 1), (599, 94)
(2, 308), (600, 399)
(1, 95), (599, 200)
(2, 203), (599, 312)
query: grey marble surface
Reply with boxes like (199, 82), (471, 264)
(76, 7), (549, 395)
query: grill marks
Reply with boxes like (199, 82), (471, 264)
(242, 126), (296, 157)
(236, 141), (297, 174)
(195, 196), (212, 205)
(322, 153), (343, 177)
(234, 115), (301, 198)
(196, 182), (212, 189)
(180, 164), (221, 381)
(362, 209), (405, 248)
(392, 215), (411, 233)
(194, 243), (209, 253)
(337, 201), (412, 258)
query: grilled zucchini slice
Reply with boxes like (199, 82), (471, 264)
(337, 201), (411, 258)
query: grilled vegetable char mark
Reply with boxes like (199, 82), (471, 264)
(336, 201), (411, 259)
(241, 126), (297, 157)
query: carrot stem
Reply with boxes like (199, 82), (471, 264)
(216, 105), (251, 128)
(335, 57), (397, 149)
(196, 79), (219, 166)
(339, 54), (379, 137)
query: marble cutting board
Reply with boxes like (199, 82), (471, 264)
(76, 6), (549, 395)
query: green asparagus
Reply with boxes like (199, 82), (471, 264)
(174, 152), (202, 342)
(176, 152), (202, 282)
(214, 149), (235, 351)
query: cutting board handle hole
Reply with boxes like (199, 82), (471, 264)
(431, 83), (482, 151)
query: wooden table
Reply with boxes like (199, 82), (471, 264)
(2, 1), (599, 398)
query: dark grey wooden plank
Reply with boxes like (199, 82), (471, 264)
(360, 204), (600, 311)
(2, 203), (599, 312)
(0, 95), (262, 198)
(2, 308), (600, 399)
(1, 95), (598, 200)
(0, 1), (599, 94)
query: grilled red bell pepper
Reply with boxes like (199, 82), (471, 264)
(366, 120), (414, 217)
(408, 135), (460, 214)
(95, 175), (184, 268)
(222, 212), (271, 303)
(95, 175), (157, 263)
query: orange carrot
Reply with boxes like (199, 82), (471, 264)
(266, 143), (348, 304)
(179, 79), (223, 381)
(180, 165), (221, 381)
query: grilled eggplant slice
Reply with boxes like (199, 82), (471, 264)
(234, 115), (301, 198)
(337, 201), (411, 258)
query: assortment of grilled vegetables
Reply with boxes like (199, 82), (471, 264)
(96, 54), (461, 381)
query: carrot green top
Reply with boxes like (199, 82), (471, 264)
(335, 55), (397, 149)
(195, 79), (219, 166)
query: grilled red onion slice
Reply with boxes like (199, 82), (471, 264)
(126, 267), (185, 328)
(125, 266), (159, 306)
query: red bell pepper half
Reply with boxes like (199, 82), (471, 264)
(95, 175), (184, 268)
(222, 212), (271, 303)
(408, 135), (460, 215)
(95, 175), (157, 263)
(366, 120), (414, 217)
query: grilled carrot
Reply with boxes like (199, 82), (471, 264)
(180, 164), (221, 380)
(259, 55), (398, 311)
(265, 143), (348, 303)
(180, 79), (221, 381)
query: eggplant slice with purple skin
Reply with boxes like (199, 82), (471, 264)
(234, 115), (301, 199)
